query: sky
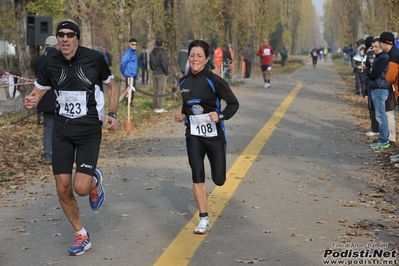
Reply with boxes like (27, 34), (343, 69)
(312, 0), (326, 15)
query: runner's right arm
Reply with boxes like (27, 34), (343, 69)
(24, 87), (47, 110)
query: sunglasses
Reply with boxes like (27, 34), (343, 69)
(56, 32), (77, 38)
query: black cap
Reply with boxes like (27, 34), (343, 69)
(379, 32), (395, 45)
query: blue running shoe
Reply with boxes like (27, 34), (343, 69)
(68, 233), (91, 256)
(90, 168), (105, 211)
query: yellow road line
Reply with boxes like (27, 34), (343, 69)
(154, 81), (303, 266)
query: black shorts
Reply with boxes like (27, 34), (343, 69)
(52, 115), (102, 176)
(186, 136), (226, 186)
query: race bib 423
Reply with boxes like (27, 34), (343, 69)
(58, 91), (87, 119)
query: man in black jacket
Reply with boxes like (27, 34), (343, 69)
(364, 36), (379, 137)
(34, 36), (59, 165)
(150, 38), (169, 113)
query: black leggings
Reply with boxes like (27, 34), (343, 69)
(312, 56), (318, 65)
(186, 136), (226, 186)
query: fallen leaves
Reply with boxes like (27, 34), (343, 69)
(233, 257), (269, 264)
(338, 217), (350, 223)
(15, 214), (24, 220)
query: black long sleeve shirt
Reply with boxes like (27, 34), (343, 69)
(179, 69), (239, 142)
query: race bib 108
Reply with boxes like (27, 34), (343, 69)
(189, 114), (217, 137)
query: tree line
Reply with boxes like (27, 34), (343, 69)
(0, 0), (321, 96)
(323, 0), (399, 49)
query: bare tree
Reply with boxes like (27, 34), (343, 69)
(14, 0), (35, 96)
(164, 0), (179, 85)
(76, 0), (93, 48)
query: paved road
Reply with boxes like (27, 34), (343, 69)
(1, 59), (398, 266)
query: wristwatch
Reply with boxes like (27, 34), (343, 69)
(218, 113), (225, 122)
(107, 112), (117, 119)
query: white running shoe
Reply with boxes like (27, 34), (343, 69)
(365, 131), (378, 137)
(194, 217), (210, 234)
(263, 83), (268, 88)
(154, 108), (168, 113)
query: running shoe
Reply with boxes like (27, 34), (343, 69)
(390, 154), (399, 160)
(365, 131), (378, 137)
(263, 83), (268, 88)
(89, 168), (105, 211)
(68, 233), (91, 256)
(194, 217), (210, 234)
(391, 157), (399, 162)
(154, 108), (168, 113)
(369, 142), (390, 149)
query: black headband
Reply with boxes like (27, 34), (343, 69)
(56, 20), (80, 40)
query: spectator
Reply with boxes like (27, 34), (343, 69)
(364, 36), (379, 137)
(352, 46), (367, 96)
(150, 38), (169, 113)
(120, 38), (139, 108)
(348, 44), (354, 65)
(213, 45), (223, 76)
(34, 36), (59, 165)
(228, 43), (234, 75)
(280, 46), (288, 67)
(243, 43), (253, 77)
(367, 38), (391, 149)
(139, 46), (149, 84)
(379, 32), (399, 144)
(102, 47), (112, 68)
(223, 44), (232, 78)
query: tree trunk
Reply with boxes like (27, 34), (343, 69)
(146, 1), (156, 86)
(164, 0), (179, 85)
(116, 0), (131, 91)
(76, 0), (92, 48)
(14, 0), (35, 96)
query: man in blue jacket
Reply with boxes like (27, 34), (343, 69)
(120, 38), (139, 108)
